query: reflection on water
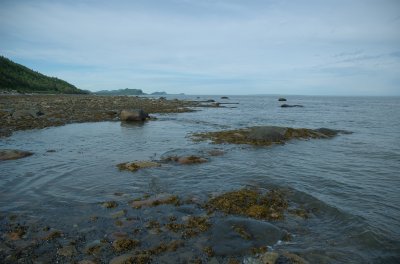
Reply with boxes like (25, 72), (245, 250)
(1, 95), (400, 263)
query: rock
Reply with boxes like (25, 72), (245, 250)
(221, 96), (229, 99)
(247, 126), (287, 142)
(0, 149), (33, 161)
(278, 98), (287, 101)
(109, 254), (135, 264)
(101, 201), (118, 208)
(112, 238), (140, 252)
(260, 252), (279, 264)
(131, 194), (179, 208)
(192, 126), (346, 146)
(12, 109), (42, 119)
(117, 161), (161, 172)
(120, 109), (149, 121)
(209, 216), (283, 256)
(57, 245), (77, 257)
(111, 210), (127, 218)
(207, 149), (224, 156)
(177, 155), (208, 165)
(280, 104), (303, 108)
(78, 260), (97, 264)
(277, 252), (309, 264)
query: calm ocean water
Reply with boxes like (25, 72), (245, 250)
(1, 95), (399, 263)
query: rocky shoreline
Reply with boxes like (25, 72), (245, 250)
(0, 94), (202, 137)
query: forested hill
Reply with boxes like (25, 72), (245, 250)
(0, 56), (89, 94)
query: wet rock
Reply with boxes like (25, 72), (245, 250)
(221, 96), (229, 99)
(117, 160), (161, 172)
(278, 98), (287, 101)
(57, 245), (77, 257)
(178, 155), (208, 165)
(85, 240), (103, 255)
(109, 253), (135, 264)
(111, 210), (127, 219)
(120, 109), (149, 121)
(12, 109), (42, 119)
(277, 252), (309, 264)
(193, 126), (345, 146)
(78, 260), (97, 264)
(0, 149), (33, 160)
(101, 201), (118, 209)
(209, 216), (283, 256)
(207, 149), (225, 156)
(206, 188), (288, 221)
(280, 104), (303, 108)
(112, 238), (140, 252)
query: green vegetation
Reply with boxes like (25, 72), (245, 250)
(0, 56), (89, 94)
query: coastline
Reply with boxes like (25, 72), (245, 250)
(0, 94), (201, 137)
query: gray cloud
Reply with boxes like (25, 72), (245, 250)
(0, 0), (399, 95)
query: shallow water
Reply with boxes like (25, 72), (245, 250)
(1, 95), (400, 263)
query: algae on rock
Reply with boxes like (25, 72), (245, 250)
(192, 126), (346, 146)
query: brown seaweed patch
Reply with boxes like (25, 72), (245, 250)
(206, 188), (288, 221)
(117, 161), (161, 172)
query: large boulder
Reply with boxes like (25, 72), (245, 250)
(120, 109), (149, 121)
(0, 149), (33, 160)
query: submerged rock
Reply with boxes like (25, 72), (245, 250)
(210, 216), (283, 256)
(163, 155), (208, 165)
(117, 161), (161, 172)
(281, 104), (303, 108)
(192, 126), (347, 146)
(120, 109), (149, 121)
(131, 194), (180, 208)
(0, 149), (33, 161)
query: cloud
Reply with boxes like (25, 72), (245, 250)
(0, 0), (399, 95)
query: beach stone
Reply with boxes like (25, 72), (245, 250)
(120, 109), (148, 121)
(0, 149), (33, 160)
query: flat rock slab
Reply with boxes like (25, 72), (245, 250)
(0, 149), (33, 160)
(209, 216), (283, 256)
(192, 126), (350, 146)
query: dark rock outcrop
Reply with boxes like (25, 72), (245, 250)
(192, 126), (349, 146)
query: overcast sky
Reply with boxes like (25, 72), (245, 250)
(1, 0), (399, 95)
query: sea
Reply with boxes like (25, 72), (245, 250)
(1, 95), (399, 263)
